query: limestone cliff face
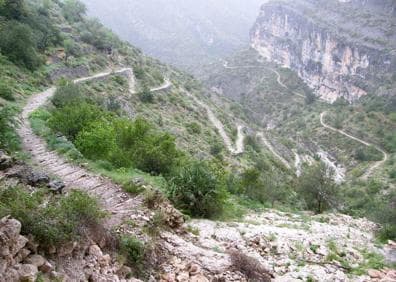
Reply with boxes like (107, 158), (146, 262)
(250, 1), (396, 102)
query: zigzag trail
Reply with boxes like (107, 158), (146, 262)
(185, 91), (245, 155)
(222, 59), (299, 166)
(256, 132), (291, 169)
(320, 111), (388, 179)
(17, 68), (171, 227)
(223, 59), (387, 177)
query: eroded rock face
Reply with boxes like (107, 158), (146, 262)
(250, 1), (396, 102)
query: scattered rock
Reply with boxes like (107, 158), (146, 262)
(47, 180), (65, 194)
(39, 261), (54, 273)
(368, 269), (385, 279)
(17, 263), (38, 282)
(24, 254), (45, 267)
(190, 274), (210, 282)
(89, 244), (103, 258)
(98, 254), (111, 267)
(27, 171), (50, 186)
(0, 150), (13, 170)
(176, 271), (189, 282)
(57, 241), (77, 257)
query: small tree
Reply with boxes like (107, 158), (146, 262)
(297, 162), (338, 213)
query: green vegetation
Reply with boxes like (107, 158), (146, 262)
(119, 236), (146, 267)
(0, 185), (105, 247)
(0, 0), (61, 70)
(47, 82), (181, 175)
(167, 161), (228, 218)
(138, 87), (154, 103)
(0, 106), (20, 151)
(0, 81), (14, 101)
(297, 163), (338, 214)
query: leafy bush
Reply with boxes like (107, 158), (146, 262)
(138, 88), (154, 103)
(167, 161), (228, 218)
(132, 132), (180, 175)
(0, 81), (14, 101)
(119, 236), (145, 265)
(354, 146), (383, 161)
(51, 81), (83, 108)
(0, 21), (42, 70)
(185, 122), (201, 134)
(79, 19), (119, 51)
(48, 102), (108, 140)
(62, 0), (86, 22)
(0, 186), (105, 246)
(0, 0), (27, 20)
(75, 121), (116, 160)
(0, 106), (20, 151)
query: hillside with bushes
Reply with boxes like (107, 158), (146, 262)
(0, 0), (395, 281)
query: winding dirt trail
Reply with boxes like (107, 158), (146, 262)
(320, 111), (388, 179)
(150, 79), (172, 92)
(257, 132), (291, 169)
(222, 60), (305, 99)
(185, 91), (244, 155)
(16, 68), (174, 227)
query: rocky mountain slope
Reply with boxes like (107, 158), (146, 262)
(1, 0), (396, 281)
(81, 0), (265, 71)
(250, 0), (396, 102)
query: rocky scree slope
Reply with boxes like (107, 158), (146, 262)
(250, 0), (396, 102)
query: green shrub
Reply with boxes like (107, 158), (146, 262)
(0, 81), (14, 101)
(186, 122), (201, 134)
(51, 82), (83, 108)
(62, 0), (86, 22)
(119, 236), (145, 265)
(48, 102), (108, 140)
(167, 161), (228, 218)
(132, 132), (180, 175)
(354, 146), (383, 161)
(138, 88), (154, 103)
(0, 186), (105, 246)
(75, 121), (116, 160)
(0, 21), (42, 70)
(0, 0), (27, 20)
(0, 106), (20, 151)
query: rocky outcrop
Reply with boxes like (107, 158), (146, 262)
(250, 0), (396, 102)
(0, 216), (141, 282)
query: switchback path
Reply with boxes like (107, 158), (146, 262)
(185, 91), (245, 155)
(222, 60), (305, 98)
(257, 132), (291, 169)
(320, 111), (388, 179)
(17, 68), (172, 227)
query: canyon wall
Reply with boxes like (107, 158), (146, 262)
(250, 0), (396, 102)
